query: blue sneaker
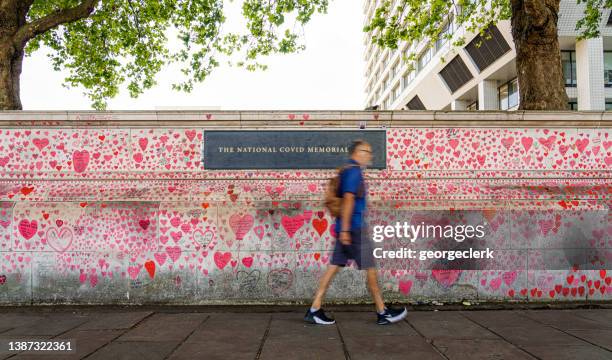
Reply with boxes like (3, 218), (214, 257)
(304, 308), (336, 325)
(377, 306), (408, 325)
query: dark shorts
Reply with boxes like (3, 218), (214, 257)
(330, 227), (376, 270)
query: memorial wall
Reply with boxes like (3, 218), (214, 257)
(0, 111), (610, 304)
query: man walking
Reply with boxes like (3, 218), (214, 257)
(304, 139), (408, 325)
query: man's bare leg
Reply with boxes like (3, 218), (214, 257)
(366, 267), (385, 313)
(311, 265), (341, 309)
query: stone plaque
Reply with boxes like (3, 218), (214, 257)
(202, 130), (386, 169)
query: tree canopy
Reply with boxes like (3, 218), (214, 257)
(18, 0), (328, 109)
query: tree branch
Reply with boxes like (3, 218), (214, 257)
(13, 0), (99, 48)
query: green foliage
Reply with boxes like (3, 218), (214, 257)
(24, 0), (328, 109)
(576, 0), (612, 38)
(364, 0), (610, 71)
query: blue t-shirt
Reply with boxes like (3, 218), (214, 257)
(334, 159), (367, 234)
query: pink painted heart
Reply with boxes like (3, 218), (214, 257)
(72, 150), (90, 173)
(538, 136), (556, 150)
(18, 219), (38, 240)
(399, 280), (412, 295)
(127, 265), (141, 280)
(575, 138), (589, 153)
(154, 252), (168, 266)
(214, 251), (231, 269)
(489, 277), (502, 291)
(501, 137), (514, 149)
(229, 214), (254, 240)
(521, 137), (533, 152)
(46, 227), (73, 252)
(138, 137), (148, 151)
(281, 214), (305, 238)
(502, 271), (517, 286)
(185, 130), (196, 142)
(312, 218), (328, 237)
(538, 219), (554, 236)
(166, 246), (182, 262)
(242, 256), (254, 268)
(192, 229), (214, 248)
(170, 231), (182, 243)
(431, 269), (461, 288)
(139, 219), (150, 230)
(253, 225), (264, 240)
(32, 138), (49, 151)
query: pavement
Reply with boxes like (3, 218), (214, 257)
(0, 305), (611, 359)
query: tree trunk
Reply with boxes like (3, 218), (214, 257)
(0, 42), (23, 110)
(0, 0), (29, 110)
(511, 0), (569, 110)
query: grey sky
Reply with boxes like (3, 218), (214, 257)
(19, 0), (364, 111)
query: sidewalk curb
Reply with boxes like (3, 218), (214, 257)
(1, 301), (610, 313)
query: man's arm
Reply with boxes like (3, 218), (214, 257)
(339, 192), (355, 245)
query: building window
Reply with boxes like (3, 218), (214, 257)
(467, 101), (478, 111)
(606, 101), (612, 110)
(402, 70), (415, 90)
(385, 75), (392, 90)
(438, 56), (474, 93)
(406, 95), (426, 110)
(391, 61), (399, 78)
(465, 25), (512, 72)
(568, 101), (577, 110)
(604, 52), (612, 87)
(418, 47), (433, 71)
(393, 84), (401, 101)
(561, 51), (577, 87)
(435, 18), (454, 51)
(499, 78), (519, 110)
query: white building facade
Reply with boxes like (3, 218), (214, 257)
(363, 1), (612, 111)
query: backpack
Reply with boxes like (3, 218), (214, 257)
(324, 163), (361, 218)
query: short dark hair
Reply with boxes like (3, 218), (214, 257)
(349, 139), (369, 155)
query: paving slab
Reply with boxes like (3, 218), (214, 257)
(116, 312), (208, 342)
(334, 312), (420, 336)
(11, 329), (123, 360)
(431, 339), (536, 360)
(1, 313), (90, 336)
(406, 311), (500, 340)
(517, 309), (612, 330)
(168, 313), (269, 360)
(460, 310), (541, 328)
(571, 309), (612, 323)
(334, 312), (443, 360)
(76, 311), (153, 330)
(518, 345), (612, 360)
(565, 329), (612, 351)
(85, 341), (178, 360)
(484, 325), (590, 347)
(259, 313), (345, 360)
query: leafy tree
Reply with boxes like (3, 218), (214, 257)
(0, 0), (328, 110)
(365, 0), (612, 110)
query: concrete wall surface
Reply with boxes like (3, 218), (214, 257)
(0, 111), (610, 305)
